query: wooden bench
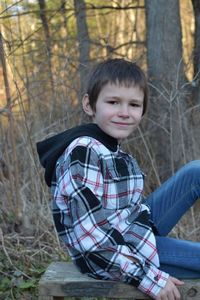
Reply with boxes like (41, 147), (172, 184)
(38, 261), (200, 300)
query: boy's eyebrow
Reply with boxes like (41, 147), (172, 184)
(106, 96), (143, 102)
(129, 98), (143, 102)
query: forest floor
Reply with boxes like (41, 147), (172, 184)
(0, 223), (68, 300)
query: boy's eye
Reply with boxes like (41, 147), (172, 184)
(130, 103), (141, 107)
(107, 100), (118, 105)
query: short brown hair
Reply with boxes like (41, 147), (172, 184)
(85, 58), (148, 115)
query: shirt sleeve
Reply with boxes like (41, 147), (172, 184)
(56, 144), (169, 298)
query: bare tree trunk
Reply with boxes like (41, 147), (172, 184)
(191, 0), (200, 104)
(17, 8), (31, 111)
(60, 0), (67, 30)
(0, 32), (11, 106)
(0, 31), (21, 224)
(145, 0), (187, 181)
(38, 0), (55, 114)
(74, 0), (90, 100)
(146, 1), (184, 87)
(186, 0), (200, 164)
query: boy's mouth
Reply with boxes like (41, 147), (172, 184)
(112, 121), (133, 126)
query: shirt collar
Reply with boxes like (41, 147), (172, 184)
(83, 123), (119, 152)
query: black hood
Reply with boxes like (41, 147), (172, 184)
(36, 123), (118, 187)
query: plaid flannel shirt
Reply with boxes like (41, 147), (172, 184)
(51, 136), (169, 298)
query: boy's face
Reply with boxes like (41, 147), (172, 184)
(83, 83), (144, 142)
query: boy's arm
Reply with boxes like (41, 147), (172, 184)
(56, 144), (169, 299)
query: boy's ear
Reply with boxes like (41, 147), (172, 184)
(82, 94), (94, 116)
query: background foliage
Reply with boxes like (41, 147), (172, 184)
(0, 0), (200, 299)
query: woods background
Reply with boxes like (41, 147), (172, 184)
(0, 0), (200, 299)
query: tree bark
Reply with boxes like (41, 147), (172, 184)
(191, 0), (200, 104)
(145, 0), (186, 181)
(0, 31), (21, 223)
(74, 0), (90, 100)
(38, 0), (55, 114)
(0, 32), (11, 106)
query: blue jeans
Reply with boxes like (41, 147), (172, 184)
(146, 160), (200, 278)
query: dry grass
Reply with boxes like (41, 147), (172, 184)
(0, 72), (82, 298)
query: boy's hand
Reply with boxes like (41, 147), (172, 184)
(155, 276), (184, 300)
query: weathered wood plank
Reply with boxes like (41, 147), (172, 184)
(39, 261), (149, 299)
(38, 296), (54, 300)
(38, 295), (65, 300)
(38, 261), (200, 299)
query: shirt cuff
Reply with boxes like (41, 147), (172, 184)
(138, 265), (169, 298)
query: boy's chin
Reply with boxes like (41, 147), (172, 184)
(109, 131), (132, 141)
(99, 125), (133, 140)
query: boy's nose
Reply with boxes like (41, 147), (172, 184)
(118, 105), (129, 117)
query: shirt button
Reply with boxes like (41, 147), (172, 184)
(154, 275), (159, 281)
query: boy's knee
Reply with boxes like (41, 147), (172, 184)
(182, 160), (200, 175)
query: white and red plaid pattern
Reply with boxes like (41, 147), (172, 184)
(51, 136), (168, 298)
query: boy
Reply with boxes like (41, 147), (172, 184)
(37, 59), (200, 300)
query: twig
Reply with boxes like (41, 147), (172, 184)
(0, 227), (13, 266)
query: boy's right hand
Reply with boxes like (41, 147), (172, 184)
(155, 276), (184, 300)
